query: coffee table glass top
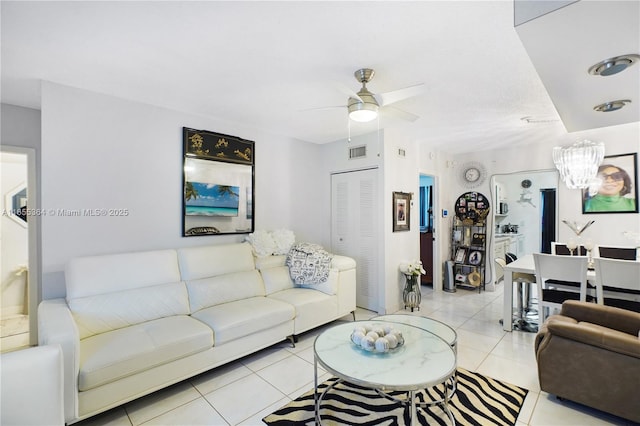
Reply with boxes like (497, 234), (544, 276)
(372, 314), (457, 348)
(314, 321), (456, 391)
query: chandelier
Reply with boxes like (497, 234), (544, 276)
(552, 139), (605, 189)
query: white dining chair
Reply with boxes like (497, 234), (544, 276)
(533, 253), (591, 323)
(551, 242), (587, 256)
(593, 257), (640, 312)
(596, 246), (638, 261)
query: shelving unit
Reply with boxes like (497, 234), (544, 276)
(451, 191), (490, 292)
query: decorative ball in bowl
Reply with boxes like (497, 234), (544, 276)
(350, 323), (404, 353)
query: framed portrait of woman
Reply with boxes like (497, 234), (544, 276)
(582, 152), (638, 214)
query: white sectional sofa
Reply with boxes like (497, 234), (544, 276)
(38, 242), (356, 424)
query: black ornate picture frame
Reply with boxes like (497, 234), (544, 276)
(182, 127), (255, 236)
(582, 152), (638, 214)
(392, 191), (411, 232)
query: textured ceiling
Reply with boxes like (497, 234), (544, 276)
(1, 1), (636, 154)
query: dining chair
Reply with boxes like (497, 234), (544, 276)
(551, 242), (587, 256)
(593, 257), (640, 312)
(597, 246), (638, 261)
(533, 253), (591, 323)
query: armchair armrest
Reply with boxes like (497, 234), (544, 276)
(560, 300), (640, 336)
(546, 318), (640, 359)
(38, 298), (81, 423)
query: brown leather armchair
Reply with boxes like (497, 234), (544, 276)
(535, 300), (640, 423)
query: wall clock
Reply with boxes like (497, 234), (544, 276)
(459, 161), (487, 188)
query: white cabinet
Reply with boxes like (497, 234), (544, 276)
(495, 237), (509, 260)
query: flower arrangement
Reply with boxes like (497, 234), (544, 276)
(399, 260), (426, 277)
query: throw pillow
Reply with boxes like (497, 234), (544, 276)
(245, 230), (276, 257)
(271, 229), (295, 255)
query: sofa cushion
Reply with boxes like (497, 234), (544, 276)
(268, 288), (337, 333)
(78, 316), (213, 391)
(186, 270), (265, 311)
(66, 249), (182, 299)
(69, 282), (190, 339)
(259, 265), (294, 295)
(177, 243), (255, 280)
(191, 297), (294, 345)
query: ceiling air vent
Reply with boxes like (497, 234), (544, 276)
(349, 145), (367, 159)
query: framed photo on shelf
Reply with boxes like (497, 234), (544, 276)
(392, 191), (411, 232)
(582, 152), (638, 214)
(454, 247), (467, 263)
(467, 250), (483, 265)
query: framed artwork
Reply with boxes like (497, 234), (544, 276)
(392, 191), (411, 232)
(5, 183), (27, 228)
(183, 127), (255, 236)
(454, 247), (467, 263)
(582, 152), (638, 214)
(467, 250), (483, 265)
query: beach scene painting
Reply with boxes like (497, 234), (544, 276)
(185, 181), (240, 217)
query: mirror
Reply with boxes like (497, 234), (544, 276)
(491, 170), (559, 261)
(183, 127), (255, 236)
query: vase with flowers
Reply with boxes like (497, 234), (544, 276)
(399, 260), (426, 312)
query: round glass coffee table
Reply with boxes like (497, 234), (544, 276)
(313, 321), (456, 425)
(372, 314), (458, 404)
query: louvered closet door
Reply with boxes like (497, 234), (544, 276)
(331, 168), (379, 311)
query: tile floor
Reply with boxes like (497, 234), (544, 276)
(70, 285), (633, 426)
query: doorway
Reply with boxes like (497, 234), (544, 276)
(419, 174), (436, 287)
(1, 147), (38, 351)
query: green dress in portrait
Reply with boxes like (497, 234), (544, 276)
(584, 194), (636, 212)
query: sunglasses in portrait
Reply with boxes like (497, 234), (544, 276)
(598, 171), (625, 182)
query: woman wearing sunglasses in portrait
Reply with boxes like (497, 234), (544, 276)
(584, 164), (636, 212)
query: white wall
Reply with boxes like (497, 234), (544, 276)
(40, 82), (325, 297)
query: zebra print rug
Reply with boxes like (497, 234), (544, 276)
(263, 368), (528, 425)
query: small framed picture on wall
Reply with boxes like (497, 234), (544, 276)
(582, 152), (638, 214)
(392, 191), (411, 232)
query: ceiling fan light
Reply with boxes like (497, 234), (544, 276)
(348, 99), (378, 122)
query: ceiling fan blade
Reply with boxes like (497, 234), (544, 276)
(334, 81), (363, 102)
(382, 106), (420, 122)
(375, 83), (424, 106)
(299, 105), (346, 112)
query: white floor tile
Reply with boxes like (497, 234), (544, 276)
(204, 374), (285, 425)
(517, 391), (539, 425)
(491, 338), (537, 365)
(456, 345), (489, 371)
(476, 353), (541, 393)
(126, 381), (201, 425)
(529, 392), (628, 425)
(74, 407), (131, 426)
(191, 361), (254, 395)
(255, 353), (318, 395)
(458, 317), (507, 339)
(240, 346), (293, 372)
(140, 398), (227, 426)
(236, 397), (290, 426)
(455, 328), (503, 353)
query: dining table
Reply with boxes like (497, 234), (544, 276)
(501, 253), (596, 331)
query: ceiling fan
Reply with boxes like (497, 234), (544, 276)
(344, 68), (424, 123)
